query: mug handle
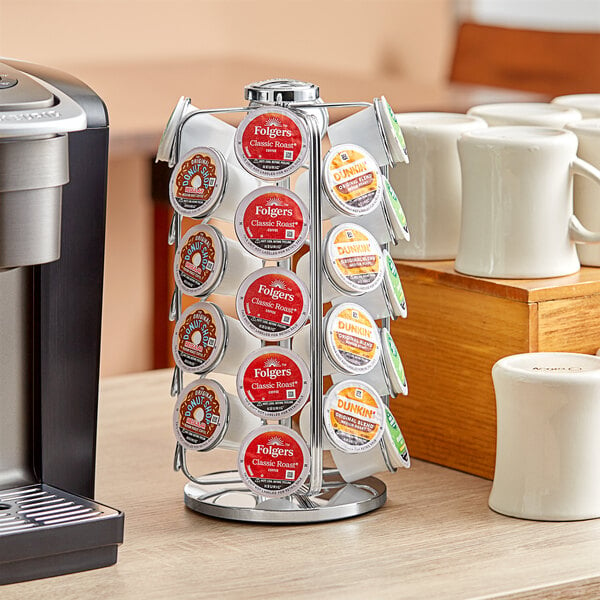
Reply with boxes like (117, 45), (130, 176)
(569, 157), (600, 244)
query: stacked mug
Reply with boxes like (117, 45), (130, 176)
(162, 80), (413, 503)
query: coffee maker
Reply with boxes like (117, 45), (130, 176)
(0, 60), (123, 584)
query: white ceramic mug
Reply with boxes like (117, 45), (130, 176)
(566, 119), (600, 266)
(552, 94), (600, 118)
(467, 102), (582, 128)
(490, 352), (600, 521)
(389, 112), (487, 260)
(455, 126), (600, 279)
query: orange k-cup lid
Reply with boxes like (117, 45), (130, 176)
(238, 425), (310, 497)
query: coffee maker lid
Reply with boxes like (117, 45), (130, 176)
(0, 61), (86, 137)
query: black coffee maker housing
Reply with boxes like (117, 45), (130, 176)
(0, 60), (123, 584)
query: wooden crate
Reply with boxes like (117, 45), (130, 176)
(390, 260), (600, 479)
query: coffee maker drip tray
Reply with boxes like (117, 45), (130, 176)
(0, 484), (123, 584)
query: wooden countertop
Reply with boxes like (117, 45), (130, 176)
(4, 369), (600, 599)
(59, 58), (546, 157)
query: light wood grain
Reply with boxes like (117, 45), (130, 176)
(3, 369), (600, 599)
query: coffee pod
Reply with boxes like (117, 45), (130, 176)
(293, 303), (381, 376)
(334, 250), (407, 321)
(169, 146), (258, 220)
(172, 301), (260, 375)
(238, 425), (310, 498)
(173, 378), (261, 452)
(156, 97), (236, 165)
(331, 327), (408, 397)
(237, 347), (310, 419)
(298, 401), (334, 450)
(327, 97), (409, 167)
(323, 380), (386, 453)
(174, 224), (262, 297)
(234, 106), (309, 180)
(234, 186), (309, 260)
(331, 405), (410, 482)
(236, 267), (310, 341)
(295, 223), (384, 303)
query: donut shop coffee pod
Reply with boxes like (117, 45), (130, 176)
(323, 380), (385, 453)
(292, 303), (381, 376)
(172, 301), (260, 375)
(237, 347), (310, 419)
(237, 425), (310, 498)
(327, 97), (409, 167)
(174, 224), (261, 297)
(234, 106), (309, 180)
(236, 267), (310, 341)
(331, 405), (410, 482)
(331, 327), (408, 397)
(169, 147), (258, 221)
(156, 97), (236, 165)
(173, 377), (229, 451)
(234, 186), (309, 260)
(337, 250), (407, 320)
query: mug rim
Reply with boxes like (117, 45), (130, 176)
(394, 111), (486, 128)
(468, 101), (581, 116)
(566, 118), (600, 134)
(459, 125), (576, 146)
(493, 351), (600, 381)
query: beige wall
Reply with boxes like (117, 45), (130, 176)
(0, 0), (455, 376)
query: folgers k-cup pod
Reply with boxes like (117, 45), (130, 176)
(323, 380), (385, 453)
(237, 347), (310, 419)
(324, 223), (384, 295)
(234, 186), (309, 260)
(234, 106), (309, 180)
(324, 303), (381, 375)
(236, 267), (310, 341)
(238, 425), (310, 498)
(173, 378), (229, 451)
(169, 147), (227, 218)
(322, 144), (383, 216)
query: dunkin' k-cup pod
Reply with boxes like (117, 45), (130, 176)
(236, 267), (310, 341)
(234, 187), (309, 260)
(323, 380), (385, 454)
(237, 347), (310, 419)
(234, 106), (309, 180)
(238, 425), (310, 498)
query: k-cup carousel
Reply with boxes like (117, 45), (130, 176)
(157, 78), (412, 523)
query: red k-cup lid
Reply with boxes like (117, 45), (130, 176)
(234, 186), (309, 260)
(169, 147), (227, 218)
(237, 347), (309, 419)
(234, 106), (308, 180)
(323, 380), (385, 454)
(236, 267), (310, 341)
(173, 378), (229, 451)
(172, 301), (227, 373)
(238, 425), (310, 498)
(174, 224), (226, 296)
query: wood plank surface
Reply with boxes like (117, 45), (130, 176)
(5, 369), (600, 599)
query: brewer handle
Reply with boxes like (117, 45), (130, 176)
(569, 157), (600, 244)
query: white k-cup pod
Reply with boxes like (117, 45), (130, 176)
(336, 250), (407, 320)
(234, 186), (309, 260)
(237, 347), (310, 419)
(234, 106), (309, 180)
(156, 97), (236, 165)
(169, 147), (259, 221)
(331, 327), (408, 397)
(172, 301), (259, 375)
(327, 97), (409, 167)
(293, 303), (381, 376)
(174, 224), (262, 297)
(236, 267), (310, 341)
(238, 425), (310, 498)
(173, 377), (261, 452)
(323, 380), (386, 453)
(298, 402), (334, 450)
(331, 405), (410, 482)
(295, 223), (384, 303)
